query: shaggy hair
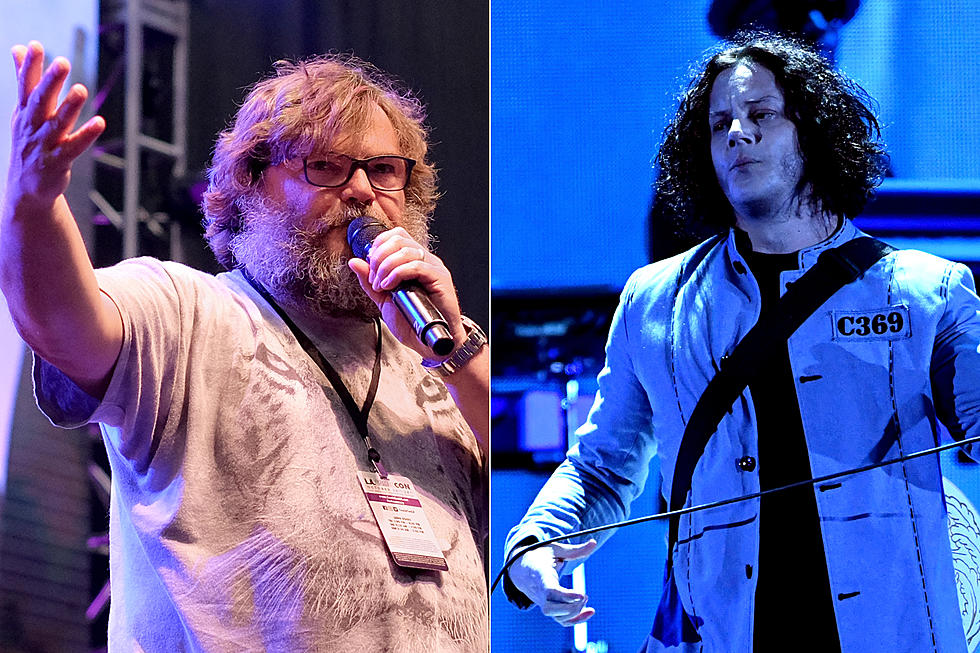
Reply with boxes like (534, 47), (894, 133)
(653, 31), (888, 242)
(202, 55), (438, 268)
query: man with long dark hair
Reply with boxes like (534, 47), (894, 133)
(505, 32), (980, 651)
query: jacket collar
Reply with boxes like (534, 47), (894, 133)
(725, 218), (865, 274)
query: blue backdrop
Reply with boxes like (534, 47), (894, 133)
(491, 0), (980, 293)
(491, 2), (980, 652)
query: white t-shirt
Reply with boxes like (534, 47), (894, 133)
(34, 258), (488, 652)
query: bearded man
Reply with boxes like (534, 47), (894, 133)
(1, 41), (488, 651)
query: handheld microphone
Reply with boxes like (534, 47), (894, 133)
(347, 216), (455, 356)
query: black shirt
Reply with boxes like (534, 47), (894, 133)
(738, 236), (842, 651)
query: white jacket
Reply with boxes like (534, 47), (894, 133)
(506, 220), (980, 652)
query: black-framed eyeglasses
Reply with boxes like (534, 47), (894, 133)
(302, 154), (416, 191)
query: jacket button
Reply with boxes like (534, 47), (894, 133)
(737, 456), (756, 472)
(733, 260), (747, 274)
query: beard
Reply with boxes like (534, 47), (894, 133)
(229, 195), (431, 321)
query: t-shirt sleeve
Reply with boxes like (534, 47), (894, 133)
(32, 258), (207, 468)
(33, 355), (102, 427)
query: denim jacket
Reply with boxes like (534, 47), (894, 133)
(505, 220), (980, 652)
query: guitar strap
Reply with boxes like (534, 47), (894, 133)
(665, 236), (896, 565)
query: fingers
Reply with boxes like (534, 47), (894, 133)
(539, 586), (594, 626)
(373, 245), (436, 292)
(562, 606), (596, 626)
(508, 541), (598, 626)
(13, 43), (83, 135)
(51, 83), (89, 139)
(8, 42), (104, 197)
(11, 41), (105, 163)
(349, 224), (464, 355)
(11, 45), (28, 74)
(31, 57), (71, 126)
(60, 115), (106, 161)
(364, 227), (444, 292)
(347, 257), (385, 306)
(551, 538), (599, 563)
(531, 581), (595, 626)
(15, 42), (44, 108)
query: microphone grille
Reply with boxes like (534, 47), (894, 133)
(347, 216), (388, 259)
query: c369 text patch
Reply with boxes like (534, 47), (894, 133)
(831, 305), (911, 341)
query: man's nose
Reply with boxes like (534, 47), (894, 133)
(728, 118), (754, 147)
(341, 167), (377, 203)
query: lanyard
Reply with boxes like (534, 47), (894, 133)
(242, 271), (388, 477)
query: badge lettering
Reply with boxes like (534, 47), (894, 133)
(832, 305), (911, 341)
(358, 471), (449, 572)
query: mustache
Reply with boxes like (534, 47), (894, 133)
(297, 205), (393, 242)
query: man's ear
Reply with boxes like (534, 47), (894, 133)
(246, 142), (272, 183)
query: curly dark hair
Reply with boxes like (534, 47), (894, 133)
(653, 31), (888, 243)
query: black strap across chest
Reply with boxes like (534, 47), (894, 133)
(665, 236), (896, 564)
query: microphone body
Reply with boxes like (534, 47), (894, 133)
(347, 217), (455, 356)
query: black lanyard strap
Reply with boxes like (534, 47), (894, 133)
(241, 271), (387, 476)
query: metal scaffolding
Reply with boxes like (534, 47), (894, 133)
(92, 0), (189, 263)
(85, 0), (190, 634)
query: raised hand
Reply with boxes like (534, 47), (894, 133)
(1, 42), (121, 400)
(8, 41), (105, 207)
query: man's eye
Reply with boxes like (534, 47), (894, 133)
(369, 163), (396, 175)
(711, 121), (727, 133)
(754, 111), (776, 121)
(309, 160), (343, 174)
